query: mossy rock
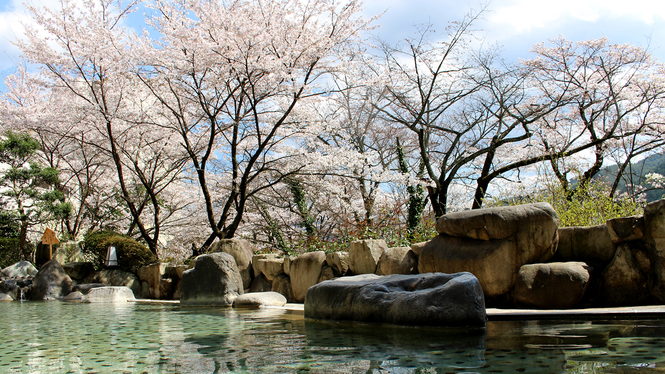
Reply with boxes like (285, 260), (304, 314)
(82, 231), (157, 274)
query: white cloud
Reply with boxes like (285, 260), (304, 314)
(490, 0), (665, 35)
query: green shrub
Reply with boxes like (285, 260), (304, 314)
(486, 180), (643, 227)
(82, 230), (157, 273)
(0, 237), (23, 269)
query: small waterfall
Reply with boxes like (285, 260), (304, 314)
(19, 288), (25, 302)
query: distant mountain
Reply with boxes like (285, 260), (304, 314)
(594, 152), (665, 202)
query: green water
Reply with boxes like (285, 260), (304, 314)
(1, 302), (665, 373)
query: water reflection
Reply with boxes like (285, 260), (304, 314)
(2, 302), (665, 373)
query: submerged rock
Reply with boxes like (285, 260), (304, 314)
(304, 272), (486, 327)
(180, 253), (243, 306)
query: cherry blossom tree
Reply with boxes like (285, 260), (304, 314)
(134, 0), (372, 250)
(14, 0), (190, 255)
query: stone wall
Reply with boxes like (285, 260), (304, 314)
(8, 199), (658, 308)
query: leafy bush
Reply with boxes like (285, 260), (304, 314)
(0, 238), (24, 269)
(486, 180), (643, 227)
(82, 230), (157, 273)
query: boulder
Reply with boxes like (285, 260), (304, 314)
(325, 252), (350, 276)
(418, 234), (517, 298)
(28, 260), (73, 300)
(556, 225), (616, 263)
(0, 280), (18, 300)
(210, 239), (254, 289)
(283, 256), (296, 276)
(232, 291), (287, 308)
(62, 262), (95, 281)
(318, 266), (335, 283)
(72, 283), (106, 295)
(252, 254), (280, 281)
(606, 215), (645, 243)
(349, 239), (387, 275)
(64, 291), (84, 301)
(137, 262), (169, 299)
(84, 269), (141, 297)
(644, 199), (665, 302)
(419, 203), (559, 298)
(602, 244), (651, 306)
(249, 273), (273, 292)
(81, 286), (136, 303)
(410, 242), (428, 257)
(290, 251), (326, 302)
(377, 247), (418, 275)
(2, 261), (38, 278)
(305, 272), (486, 327)
(0, 292), (13, 301)
(255, 257), (284, 282)
(271, 274), (295, 302)
(180, 253), (244, 306)
(513, 262), (590, 309)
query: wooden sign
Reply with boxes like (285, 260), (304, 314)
(41, 228), (60, 245)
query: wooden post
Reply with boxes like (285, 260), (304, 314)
(41, 228), (60, 261)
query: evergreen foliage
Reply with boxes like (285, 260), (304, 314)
(82, 230), (157, 273)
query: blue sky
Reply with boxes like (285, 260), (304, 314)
(0, 0), (663, 88)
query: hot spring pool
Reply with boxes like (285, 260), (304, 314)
(1, 301), (665, 373)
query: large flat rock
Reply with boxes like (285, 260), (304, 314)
(304, 272), (486, 327)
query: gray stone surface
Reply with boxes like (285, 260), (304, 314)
(180, 253), (244, 306)
(349, 239), (387, 275)
(28, 260), (73, 300)
(290, 251), (326, 302)
(0, 292), (13, 301)
(514, 262), (590, 309)
(64, 291), (84, 301)
(84, 269), (141, 297)
(72, 283), (106, 295)
(377, 247), (417, 275)
(233, 291), (287, 307)
(81, 286), (136, 303)
(210, 239), (254, 289)
(252, 253), (279, 282)
(2, 261), (38, 278)
(304, 272), (486, 327)
(557, 225), (616, 263)
(62, 262), (95, 281)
